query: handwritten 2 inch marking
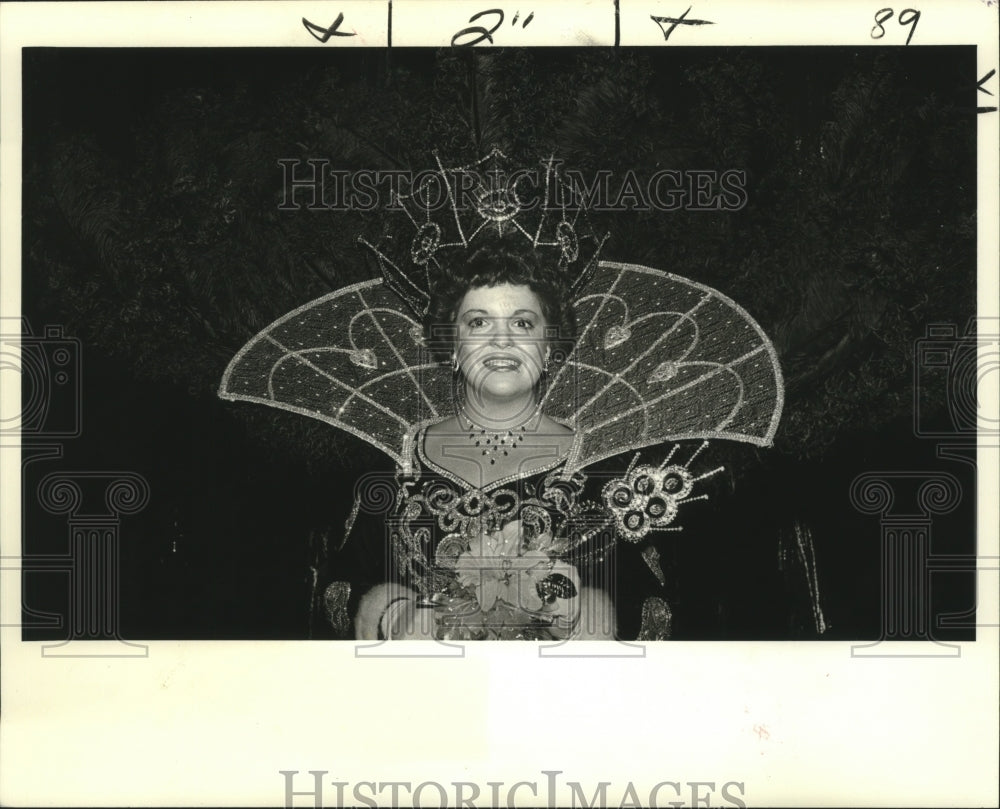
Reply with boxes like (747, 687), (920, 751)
(451, 8), (534, 47)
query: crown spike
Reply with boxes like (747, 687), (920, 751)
(534, 155), (557, 247)
(569, 230), (610, 296)
(358, 236), (430, 318)
(434, 151), (468, 247)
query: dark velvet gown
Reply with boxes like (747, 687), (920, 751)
(331, 424), (736, 641)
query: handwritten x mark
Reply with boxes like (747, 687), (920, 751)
(978, 69), (997, 113)
(303, 13), (356, 43)
(650, 7), (714, 42)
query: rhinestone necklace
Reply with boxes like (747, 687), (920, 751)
(460, 404), (542, 465)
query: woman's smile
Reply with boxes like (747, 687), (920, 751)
(481, 354), (524, 372)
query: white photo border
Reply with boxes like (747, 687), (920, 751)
(1, 1), (997, 806)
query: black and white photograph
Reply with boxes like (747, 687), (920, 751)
(2, 1), (998, 806)
(15, 43), (980, 642)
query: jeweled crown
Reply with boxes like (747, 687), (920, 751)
(359, 149), (609, 317)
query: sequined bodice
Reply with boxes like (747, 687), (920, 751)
(390, 433), (597, 596)
(336, 430), (734, 640)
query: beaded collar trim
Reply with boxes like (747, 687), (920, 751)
(414, 420), (573, 493)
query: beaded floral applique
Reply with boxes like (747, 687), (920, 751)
(389, 467), (597, 640)
(600, 442), (724, 543)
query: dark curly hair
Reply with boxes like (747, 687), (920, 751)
(423, 234), (577, 364)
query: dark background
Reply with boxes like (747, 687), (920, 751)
(19, 46), (978, 640)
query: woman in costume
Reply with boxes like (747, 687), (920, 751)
(218, 152), (784, 641)
(356, 234), (613, 640)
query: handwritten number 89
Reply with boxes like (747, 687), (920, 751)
(871, 8), (920, 46)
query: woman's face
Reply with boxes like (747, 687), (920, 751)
(455, 283), (549, 411)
